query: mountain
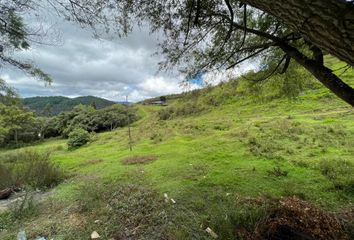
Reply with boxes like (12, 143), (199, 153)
(22, 96), (116, 116)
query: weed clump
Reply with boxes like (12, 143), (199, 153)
(318, 158), (354, 192)
(0, 150), (65, 192)
(267, 166), (288, 177)
(73, 182), (174, 239)
(158, 102), (205, 120)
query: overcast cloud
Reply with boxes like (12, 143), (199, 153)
(0, 9), (255, 102)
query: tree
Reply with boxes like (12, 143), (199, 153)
(0, 103), (35, 145)
(0, 78), (19, 105)
(2, 1), (353, 105)
(54, 0), (354, 106)
(0, 1), (52, 83)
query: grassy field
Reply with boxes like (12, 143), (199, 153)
(0, 58), (353, 239)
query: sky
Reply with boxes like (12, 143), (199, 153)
(0, 7), (255, 102)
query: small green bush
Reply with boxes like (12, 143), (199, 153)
(0, 150), (65, 190)
(158, 102), (205, 120)
(0, 164), (13, 190)
(267, 166), (288, 177)
(13, 151), (65, 189)
(67, 128), (90, 149)
(318, 158), (354, 192)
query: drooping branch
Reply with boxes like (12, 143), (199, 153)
(279, 56), (291, 74)
(226, 46), (269, 69)
(278, 42), (354, 106)
(184, 0), (195, 46)
(223, 0), (234, 43)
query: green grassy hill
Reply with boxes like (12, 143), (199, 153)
(1, 58), (353, 239)
(22, 96), (116, 116)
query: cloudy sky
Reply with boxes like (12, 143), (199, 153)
(0, 8), (254, 102)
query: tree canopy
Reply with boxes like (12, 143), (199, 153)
(1, 0), (354, 106)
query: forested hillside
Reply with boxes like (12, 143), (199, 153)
(22, 96), (116, 116)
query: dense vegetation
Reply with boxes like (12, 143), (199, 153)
(1, 93), (138, 147)
(22, 96), (116, 116)
(0, 57), (353, 239)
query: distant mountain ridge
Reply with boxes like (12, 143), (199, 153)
(22, 96), (116, 116)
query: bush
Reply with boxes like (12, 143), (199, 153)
(13, 151), (65, 189)
(158, 102), (205, 120)
(318, 158), (354, 192)
(67, 128), (90, 149)
(0, 150), (65, 190)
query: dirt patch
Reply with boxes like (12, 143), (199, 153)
(122, 155), (158, 165)
(0, 190), (53, 213)
(338, 208), (354, 238)
(237, 197), (349, 240)
(78, 159), (104, 167)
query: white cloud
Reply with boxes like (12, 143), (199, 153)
(0, 7), (257, 102)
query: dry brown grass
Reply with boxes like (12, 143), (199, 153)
(254, 197), (349, 240)
(78, 159), (103, 167)
(122, 155), (158, 165)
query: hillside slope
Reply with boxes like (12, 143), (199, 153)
(22, 96), (116, 116)
(1, 58), (353, 239)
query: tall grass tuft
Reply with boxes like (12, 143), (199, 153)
(0, 149), (65, 190)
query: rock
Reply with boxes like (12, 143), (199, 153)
(0, 188), (12, 200)
(17, 229), (27, 240)
(91, 231), (100, 239)
(205, 227), (218, 239)
(164, 193), (169, 203)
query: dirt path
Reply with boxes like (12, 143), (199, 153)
(0, 190), (53, 213)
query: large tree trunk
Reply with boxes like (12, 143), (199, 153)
(243, 0), (354, 66)
(279, 43), (354, 107)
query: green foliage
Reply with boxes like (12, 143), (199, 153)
(0, 9), (28, 50)
(57, 104), (138, 137)
(318, 158), (354, 192)
(22, 96), (116, 116)
(0, 102), (35, 146)
(67, 128), (90, 149)
(0, 150), (65, 190)
(267, 166), (289, 177)
(158, 102), (205, 120)
(0, 101), (139, 146)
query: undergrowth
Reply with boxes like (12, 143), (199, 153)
(0, 150), (65, 190)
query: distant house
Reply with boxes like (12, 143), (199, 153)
(141, 96), (168, 106)
(151, 100), (167, 106)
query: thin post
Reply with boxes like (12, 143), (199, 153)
(126, 95), (132, 151)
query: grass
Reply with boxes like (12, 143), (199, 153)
(0, 150), (65, 191)
(0, 57), (353, 239)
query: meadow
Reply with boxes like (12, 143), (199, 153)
(0, 58), (353, 239)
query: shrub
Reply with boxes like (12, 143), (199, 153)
(267, 166), (288, 177)
(13, 151), (65, 189)
(67, 128), (90, 149)
(158, 102), (205, 120)
(318, 158), (354, 192)
(0, 150), (65, 190)
(0, 164), (13, 190)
